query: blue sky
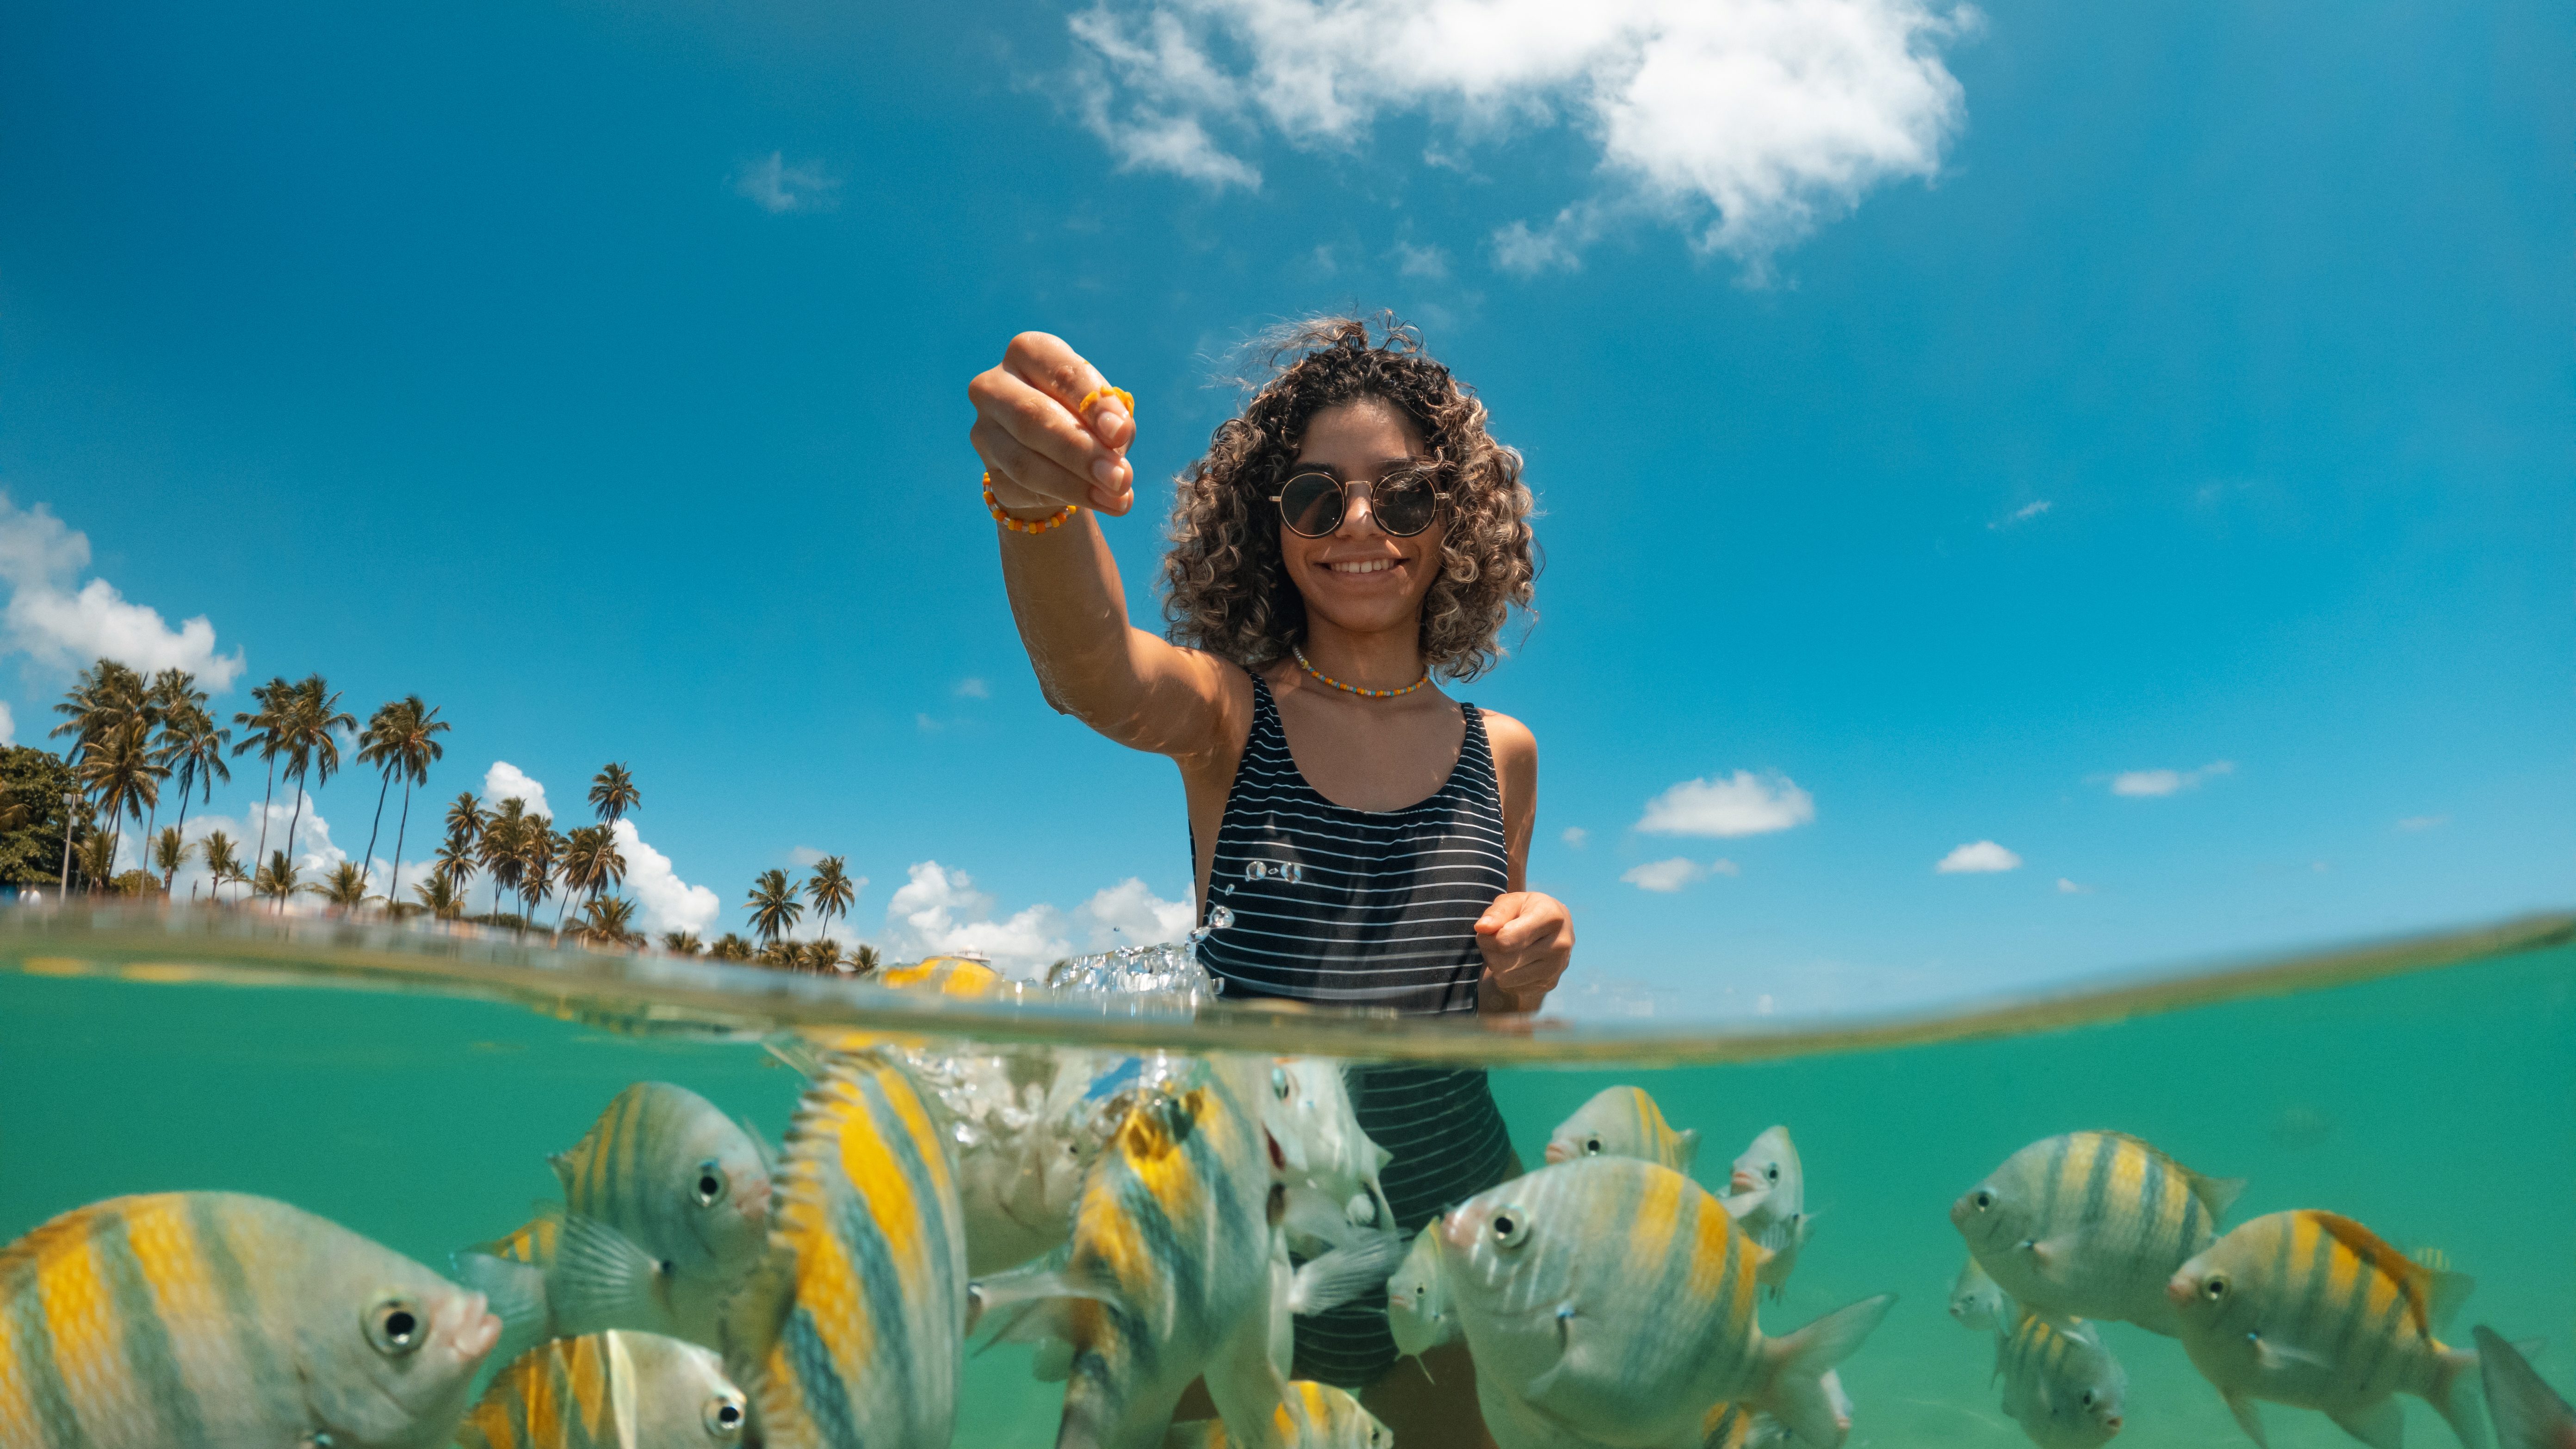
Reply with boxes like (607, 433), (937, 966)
(2, 0), (2567, 1017)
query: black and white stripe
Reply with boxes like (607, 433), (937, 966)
(1195, 670), (1518, 1387)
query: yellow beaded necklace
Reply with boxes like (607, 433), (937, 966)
(1292, 645), (1431, 699)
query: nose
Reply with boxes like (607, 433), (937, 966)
(1948, 1196), (1971, 1228)
(2164, 1275), (2193, 1307)
(1442, 1206), (1481, 1251)
(2104, 1415), (2124, 1433)
(1332, 484), (1383, 538)
(1730, 1170), (1762, 1194)
(1543, 1141), (1573, 1165)
(446, 1291), (502, 1361)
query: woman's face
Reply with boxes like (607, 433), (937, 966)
(1279, 398), (1448, 644)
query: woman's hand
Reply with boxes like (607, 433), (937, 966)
(1475, 891), (1573, 1014)
(967, 332), (1139, 516)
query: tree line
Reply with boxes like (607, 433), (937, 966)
(14, 656), (882, 973)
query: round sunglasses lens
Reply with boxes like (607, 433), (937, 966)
(1372, 472), (1437, 535)
(1279, 474), (1343, 536)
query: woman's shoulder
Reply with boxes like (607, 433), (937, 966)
(1476, 707), (1538, 770)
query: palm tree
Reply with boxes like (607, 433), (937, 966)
(576, 894), (643, 949)
(588, 762), (639, 825)
(412, 872), (465, 920)
(76, 831), (117, 894)
(76, 715), (167, 877)
(253, 850), (300, 904)
(517, 823), (563, 933)
(371, 698), (447, 917)
(554, 825), (627, 929)
(804, 855), (857, 943)
(155, 700), (231, 847)
(659, 931), (703, 956)
(306, 861), (372, 912)
(851, 943), (882, 975)
(745, 868), (803, 947)
(804, 938), (848, 973)
(275, 675), (355, 902)
(50, 659), (147, 752)
(707, 933), (754, 961)
(756, 938), (799, 970)
(441, 791), (483, 897)
(152, 826), (191, 892)
(231, 676), (295, 872)
(199, 830), (242, 903)
(479, 799), (528, 918)
(135, 669), (204, 842)
(354, 698), (410, 885)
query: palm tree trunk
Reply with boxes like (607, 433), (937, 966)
(281, 771), (307, 915)
(253, 757), (277, 874)
(389, 780), (413, 920)
(361, 770), (392, 905)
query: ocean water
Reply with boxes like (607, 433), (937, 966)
(1, 909), (2570, 1449)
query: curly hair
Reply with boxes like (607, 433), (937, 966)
(1159, 315), (1537, 681)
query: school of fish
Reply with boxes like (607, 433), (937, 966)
(4, 956), (2566, 1449)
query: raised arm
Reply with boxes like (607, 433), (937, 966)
(967, 332), (1237, 762)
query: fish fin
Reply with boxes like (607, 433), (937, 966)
(1674, 1128), (1701, 1177)
(2223, 1390), (2269, 1448)
(2427, 1272), (2479, 1336)
(452, 1251), (552, 1368)
(2025, 1233), (2080, 1271)
(2324, 1398), (2407, 1449)
(1288, 1231), (1407, 1316)
(1722, 1187), (1770, 1222)
(547, 1211), (669, 1335)
(2251, 1335), (2335, 1375)
(2310, 1212), (2477, 1334)
(1755, 1293), (1894, 1449)
(2191, 1172), (2249, 1219)
(969, 1261), (1127, 1331)
(739, 1116), (780, 1180)
(546, 1150), (580, 1197)
(2477, 1326), (2575, 1449)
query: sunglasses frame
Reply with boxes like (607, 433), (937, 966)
(1266, 461), (1452, 539)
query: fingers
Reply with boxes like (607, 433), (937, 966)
(977, 332), (1137, 509)
(969, 364), (1134, 514)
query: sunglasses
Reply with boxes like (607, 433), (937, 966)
(1269, 460), (1450, 538)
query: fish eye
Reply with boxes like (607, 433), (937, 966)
(2203, 1274), (2229, 1300)
(1490, 1210), (1529, 1248)
(2081, 1391), (2095, 1407)
(1765, 1164), (1781, 1183)
(704, 1390), (747, 1438)
(366, 1297), (424, 1357)
(1583, 1136), (1603, 1156)
(1271, 1066), (1291, 1101)
(694, 1159), (728, 1207)
(1973, 1190), (1994, 1211)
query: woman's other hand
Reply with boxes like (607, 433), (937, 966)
(1475, 891), (1572, 1014)
(967, 332), (1139, 516)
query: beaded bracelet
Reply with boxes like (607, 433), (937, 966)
(984, 473), (1078, 534)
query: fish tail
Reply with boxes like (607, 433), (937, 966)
(1754, 1294), (1894, 1448)
(2432, 1340), (2494, 1449)
(2475, 1326), (2571, 1449)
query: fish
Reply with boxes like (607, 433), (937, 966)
(1543, 1086), (1699, 1174)
(1235, 1057), (1395, 1255)
(454, 1330), (748, 1449)
(1700, 1373), (1850, 1448)
(1953, 1131), (2243, 1335)
(1994, 1308), (2126, 1448)
(460, 1082), (775, 1358)
(1163, 1382), (1393, 1449)
(1439, 1156), (1893, 1449)
(0, 1190), (501, 1449)
(2474, 1327), (2575, 1449)
(1386, 1221), (1459, 1361)
(1725, 1127), (1811, 1299)
(975, 1054), (1292, 1449)
(2167, 1209), (2483, 1449)
(719, 1048), (970, 1449)
(1952, 1257), (2011, 1331)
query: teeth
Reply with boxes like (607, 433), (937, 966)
(1328, 559), (1396, 574)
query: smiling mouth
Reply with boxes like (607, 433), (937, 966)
(1325, 558), (1400, 575)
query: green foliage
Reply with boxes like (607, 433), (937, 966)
(0, 746), (80, 886)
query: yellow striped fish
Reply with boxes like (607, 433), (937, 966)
(978, 1055), (1287, 1449)
(719, 1048), (968, 1449)
(460, 1082), (775, 1361)
(454, 1330), (746, 1449)
(1441, 1157), (1891, 1449)
(1543, 1085), (1699, 1173)
(1163, 1381), (1392, 1449)
(0, 1191), (499, 1449)
(1994, 1308), (2126, 1448)
(2169, 1209), (2483, 1449)
(1953, 1131), (2244, 1335)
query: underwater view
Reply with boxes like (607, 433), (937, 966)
(2, 909), (2570, 1449)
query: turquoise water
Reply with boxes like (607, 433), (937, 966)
(2, 912), (2571, 1448)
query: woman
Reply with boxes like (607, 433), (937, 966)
(966, 316), (1574, 1444)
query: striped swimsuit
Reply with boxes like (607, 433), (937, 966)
(1194, 669), (1518, 1387)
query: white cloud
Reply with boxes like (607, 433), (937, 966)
(0, 493), (245, 689)
(955, 677), (992, 699)
(1077, 878), (1196, 950)
(787, 846), (828, 867)
(2396, 815), (2447, 832)
(1637, 770), (1815, 837)
(883, 861), (1073, 978)
(481, 762), (553, 818)
(2108, 760), (2234, 798)
(1709, 857), (1741, 876)
(1066, 0), (1976, 273)
(916, 713), (942, 732)
(1393, 241), (1451, 279)
(1622, 857), (1704, 892)
(734, 153), (842, 214)
(1936, 840), (2021, 873)
(1560, 826), (1587, 848)
(2056, 876), (2091, 894)
(612, 819), (724, 936)
(0, 701), (12, 746)
(1989, 499), (2052, 528)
